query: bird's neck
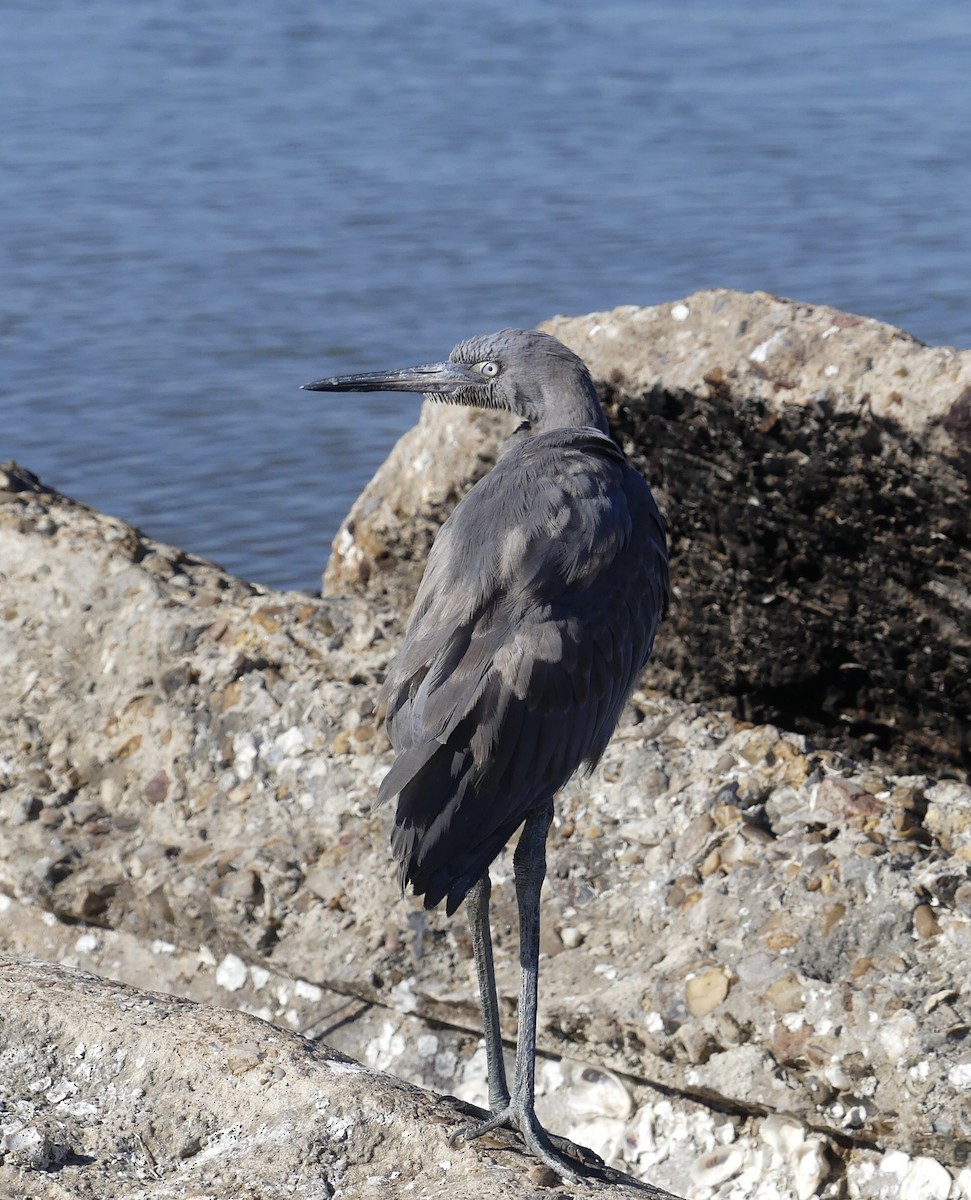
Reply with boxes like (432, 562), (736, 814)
(525, 376), (610, 435)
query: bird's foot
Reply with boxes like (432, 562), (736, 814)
(449, 1099), (590, 1183)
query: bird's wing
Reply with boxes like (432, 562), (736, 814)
(378, 430), (668, 913)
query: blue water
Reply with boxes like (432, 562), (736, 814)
(3, 1), (969, 590)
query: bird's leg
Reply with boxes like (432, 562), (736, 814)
(452, 802), (581, 1181)
(465, 873), (510, 1111)
(508, 800), (552, 1118)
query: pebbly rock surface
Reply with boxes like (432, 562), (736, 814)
(1, 463), (969, 1195)
(2, 416), (971, 1200)
(324, 290), (971, 780)
(1, 959), (677, 1199)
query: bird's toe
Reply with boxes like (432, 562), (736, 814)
(449, 1100), (585, 1183)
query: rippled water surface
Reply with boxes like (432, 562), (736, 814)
(3, 1), (969, 588)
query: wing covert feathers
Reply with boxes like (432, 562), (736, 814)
(379, 428), (668, 913)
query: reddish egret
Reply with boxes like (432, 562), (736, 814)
(303, 328), (668, 1179)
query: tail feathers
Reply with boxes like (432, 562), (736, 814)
(397, 820), (523, 916)
(374, 738), (442, 811)
(381, 715), (549, 917)
(389, 755), (532, 916)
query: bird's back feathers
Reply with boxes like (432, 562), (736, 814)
(378, 426), (668, 914)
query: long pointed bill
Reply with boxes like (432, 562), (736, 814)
(301, 361), (473, 395)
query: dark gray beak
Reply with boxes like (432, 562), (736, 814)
(301, 361), (473, 395)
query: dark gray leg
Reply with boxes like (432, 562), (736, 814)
(509, 799), (552, 1120)
(465, 873), (510, 1111)
(451, 802), (580, 1182)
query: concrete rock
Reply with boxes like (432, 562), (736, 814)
(2, 292), (970, 1199)
(1, 959), (676, 1198)
(324, 291), (971, 777)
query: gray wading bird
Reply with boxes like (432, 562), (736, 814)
(303, 328), (668, 1181)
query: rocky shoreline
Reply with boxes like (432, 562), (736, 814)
(330, 290), (971, 778)
(2, 290), (970, 1199)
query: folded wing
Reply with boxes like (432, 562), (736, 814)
(378, 429), (668, 915)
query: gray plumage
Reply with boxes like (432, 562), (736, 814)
(380, 414), (666, 914)
(303, 327), (668, 1180)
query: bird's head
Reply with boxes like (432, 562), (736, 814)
(302, 328), (607, 434)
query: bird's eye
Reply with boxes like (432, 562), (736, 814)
(478, 361), (500, 378)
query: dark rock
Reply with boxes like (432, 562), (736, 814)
(323, 292), (971, 778)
